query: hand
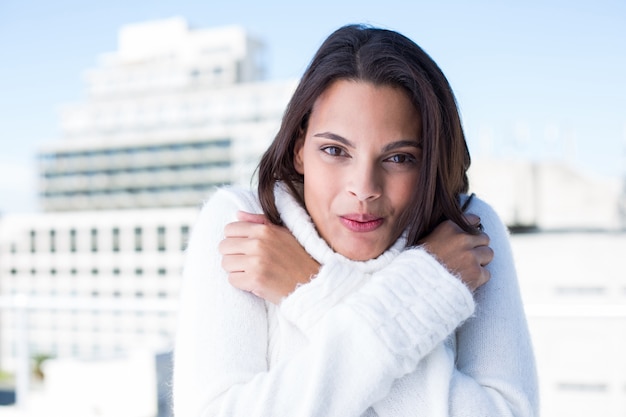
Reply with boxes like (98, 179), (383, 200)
(419, 214), (493, 292)
(219, 211), (321, 304)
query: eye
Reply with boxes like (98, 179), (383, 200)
(385, 153), (416, 164)
(321, 146), (348, 157)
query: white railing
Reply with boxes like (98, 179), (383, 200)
(524, 303), (626, 318)
(0, 294), (177, 409)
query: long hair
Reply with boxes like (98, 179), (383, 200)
(257, 24), (474, 245)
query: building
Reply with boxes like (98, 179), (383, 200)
(469, 158), (626, 416)
(0, 17), (295, 380)
(468, 158), (623, 231)
(1, 17), (625, 417)
(511, 231), (626, 417)
(38, 17), (296, 211)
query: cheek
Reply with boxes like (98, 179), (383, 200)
(302, 164), (339, 221)
(305, 172), (330, 201)
(303, 155), (335, 191)
(302, 170), (323, 212)
(391, 175), (419, 212)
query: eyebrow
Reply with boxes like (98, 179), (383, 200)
(313, 132), (422, 152)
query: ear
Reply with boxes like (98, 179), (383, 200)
(293, 137), (305, 175)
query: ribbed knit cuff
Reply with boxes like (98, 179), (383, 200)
(279, 260), (364, 334)
(344, 248), (475, 372)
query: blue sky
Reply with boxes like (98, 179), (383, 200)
(1, 0), (625, 213)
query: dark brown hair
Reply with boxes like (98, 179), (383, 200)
(257, 24), (474, 246)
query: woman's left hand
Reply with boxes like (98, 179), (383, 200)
(418, 214), (493, 292)
(219, 211), (321, 304)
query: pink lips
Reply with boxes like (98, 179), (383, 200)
(340, 214), (384, 232)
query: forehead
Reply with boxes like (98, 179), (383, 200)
(309, 79), (421, 140)
(314, 79), (413, 106)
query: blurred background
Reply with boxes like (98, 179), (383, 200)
(0, 1), (624, 416)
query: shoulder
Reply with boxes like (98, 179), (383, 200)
(186, 186), (260, 255)
(461, 193), (510, 243)
(200, 185), (262, 217)
(461, 194), (501, 222)
(191, 186), (261, 238)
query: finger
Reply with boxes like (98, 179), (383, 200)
(475, 245), (494, 267)
(452, 228), (489, 251)
(226, 270), (253, 292)
(220, 253), (246, 273)
(219, 237), (253, 255)
(224, 262), (268, 299)
(464, 213), (484, 230)
(467, 264), (491, 292)
(224, 220), (264, 238)
(464, 213), (480, 225)
(472, 231), (490, 247)
(237, 211), (267, 224)
(477, 267), (491, 290)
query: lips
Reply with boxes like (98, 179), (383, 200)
(340, 213), (384, 232)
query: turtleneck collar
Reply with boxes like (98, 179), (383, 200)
(273, 182), (407, 274)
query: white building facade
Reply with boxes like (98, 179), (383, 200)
(1, 17), (625, 417)
(38, 17), (296, 211)
(469, 159), (626, 416)
(512, 232), (626, 417)
(0, 17), (295, 374)
(0, 208), (194, 364)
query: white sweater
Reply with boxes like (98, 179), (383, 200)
(173, 184), (538, 417)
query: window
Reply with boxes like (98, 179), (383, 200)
(70, 229), (77, 252)
(180, 225), (189, 251)
(113, 268), (120, 275)
(557, 382), (607, 392)
(91, 268), (99, 276)
(91, 228), (98, 252)
(112, 228), (120, 252)
(30, 230), (36, 253)
(135, 268), (143, 276)
(158, 268), (166, 276)
(157, 226), (166, 252)
(554, 286), (606, 295)
(49, 229), (56, 253)
(134, 227), (143, 252)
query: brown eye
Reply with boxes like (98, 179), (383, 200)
(385, 154), (416, 164)
(321, 146), (347, 157)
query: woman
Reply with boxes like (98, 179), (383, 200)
(173, 24), (538, 417)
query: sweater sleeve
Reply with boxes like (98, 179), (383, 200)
(280, 248), (475, 349)
(447, 197), (539, 416)
(172, 188), (269, 417)
(277, 259), (365, 334)
(173, 188), (476, 417)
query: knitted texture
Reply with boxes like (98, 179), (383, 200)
(173, 185), (539, 417)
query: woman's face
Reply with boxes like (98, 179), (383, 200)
(294, 80), (422, 261)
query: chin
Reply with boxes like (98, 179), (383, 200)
(339, 246), (384, 262)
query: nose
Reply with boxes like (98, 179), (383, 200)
(346, 163), (382, 202)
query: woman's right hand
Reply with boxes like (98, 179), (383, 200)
(219, 211), (321, 304)
(419, 214), (493, 292)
